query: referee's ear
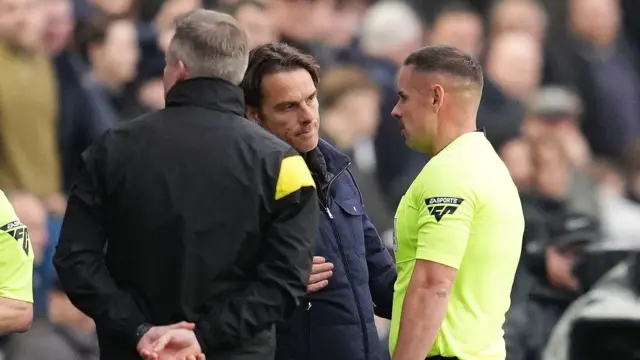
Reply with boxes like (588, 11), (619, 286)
(432, 84), (444, 113)
(246, 106), (261, 125)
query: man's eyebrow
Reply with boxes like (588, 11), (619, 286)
(397, 90), (408, 99)
(275, 100), (299, 108)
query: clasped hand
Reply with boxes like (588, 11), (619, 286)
(137, 322), (206, 360)
(135, 256), (333, 359)
(307, 256), (334, 293)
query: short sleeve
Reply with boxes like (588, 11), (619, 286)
(414, 178), (476, 269)
(0, 193), (34, 303)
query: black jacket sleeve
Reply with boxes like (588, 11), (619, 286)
(194, 151), (318, 352)
(53, 133), (147, 348)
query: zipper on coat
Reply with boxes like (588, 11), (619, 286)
(321, 163), (370, 358)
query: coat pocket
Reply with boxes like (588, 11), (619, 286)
(334, 198), (366, 257)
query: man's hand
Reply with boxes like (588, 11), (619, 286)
(144, 328), (205, 360)
(307, 256), (334, 293)
(137, 322), (196, 358)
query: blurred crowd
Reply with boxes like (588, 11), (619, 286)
(1, 0), (640, 359)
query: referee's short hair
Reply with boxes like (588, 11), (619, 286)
(404, 45), (484, 90)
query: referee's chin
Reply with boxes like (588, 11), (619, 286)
(405, 138), (430, 155)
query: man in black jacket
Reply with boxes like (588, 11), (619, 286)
(53, 9), (318, 360)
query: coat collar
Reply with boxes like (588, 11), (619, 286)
(315, 138), (351, 174)
(165, 77), (245, 117)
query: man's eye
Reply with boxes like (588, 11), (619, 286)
(306, 94), (316, 104)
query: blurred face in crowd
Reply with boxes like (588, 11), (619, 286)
(90, 0), (133, 16)
(90, 20), (139, 87)
(323, 1), (365, 48)
(428, 11), (484, 59)
(532, 140), (570, 200)
(271, 0), (333, 42)
(9, 193), (48, 265)
(0, 0), (31, 46)
(486, 32), (541, 101)
(500, 138), (533, 190)
(247, 68), (320, 153)
(235, 2), (277, 50)
(19, 0), (46, 50)
(546, 244), (583, 291)
(0, 0), (45, 50)
(570, 0), (620, 46)
(491, 0), (546, 43)
(525, 115), (591, 169)
(392, 65), (444, 154)
(341, 89), (381, 139)
(42, 0), (74, 55)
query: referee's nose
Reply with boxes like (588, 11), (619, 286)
(391, 103), (402, 120)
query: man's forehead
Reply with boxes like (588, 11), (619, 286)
(262, 69), (316, 102)
(397, 66), (431, 92)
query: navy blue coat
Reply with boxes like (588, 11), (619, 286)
(276, 140), (397, 360)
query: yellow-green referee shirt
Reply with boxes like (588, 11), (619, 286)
(0, 190), (34, 303)
(390, 131), (524, 360)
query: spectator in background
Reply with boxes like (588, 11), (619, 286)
(318, 66), (393, 237)
(6, 193), (50, 316)
(74, 15), (141, 119)
(41, 0), (117, 193)
(321, 0), (369, 64)
(546, 0), (640, 161)
(530, 138), (573, 219)
(218, 0), (278, 50)
(3, 279), (99, 360)
(131, 0), (203, 117)
(504, 212), (600, 360)
(426, 1), (484, 59)
(485, 31), (543, 103)
(489, 0), (548, 44)
(427, 1), (524, 150)
(0, 0), (66, 215)
(500, 138), (534, 192)
(359, 0), (424, 211)
(270, 0), (335, 67)
(525, 86), (600, 221)
(524, 87), (590, 170)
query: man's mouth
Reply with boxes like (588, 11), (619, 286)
(298, 126), (316, 136)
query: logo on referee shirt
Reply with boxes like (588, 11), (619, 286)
(425, 197), (464, 222)
(0, 220), (30, 255)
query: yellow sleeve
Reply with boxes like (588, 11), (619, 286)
(0, 192), (34, 303)
(275, 154), (315, 200)
(414, 177), (477, 270)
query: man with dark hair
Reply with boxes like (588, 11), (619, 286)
(389, 45), (524, 360)
(54, 10), (318, 360)
(241, 43), (397, 360)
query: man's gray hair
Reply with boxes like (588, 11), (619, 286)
(168, 9), (249, 85)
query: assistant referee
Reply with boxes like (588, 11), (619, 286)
(389, 45), (524, 360)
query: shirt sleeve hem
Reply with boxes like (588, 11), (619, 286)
(0, 293), (34, 303)
(414, 253), (461, 270)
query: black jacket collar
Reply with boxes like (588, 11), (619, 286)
(165, 77), (245, 116)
